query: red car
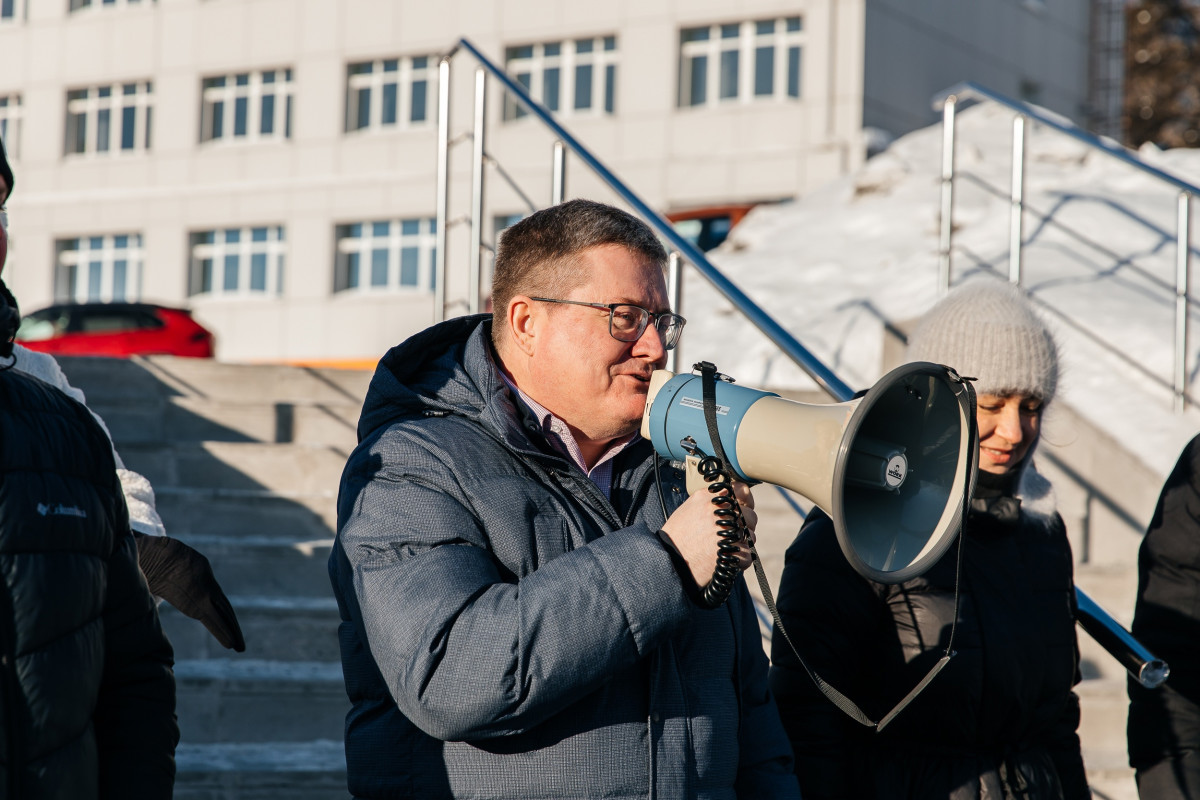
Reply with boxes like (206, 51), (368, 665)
(16, 302), (215, 358)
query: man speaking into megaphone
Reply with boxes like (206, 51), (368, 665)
(330, 199), (800, 799)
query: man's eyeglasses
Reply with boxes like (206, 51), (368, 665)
(530, 297), (686, 350)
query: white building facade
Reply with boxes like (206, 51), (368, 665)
(0, 0), (1107, 363)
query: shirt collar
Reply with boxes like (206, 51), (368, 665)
(495, 366), (638, 479)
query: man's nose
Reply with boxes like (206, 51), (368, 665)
(632, 321), (667, 361)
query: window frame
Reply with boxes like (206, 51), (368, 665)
(678, 17), (803, 108)
(188, 225), (287, 298)
(345, 55), (437, 134)
(64, 81), (154, 157)
(199, 68), (294, 145)
(68, 0), (156, 12)
(1, 0), (23, 23)
(0, 94), (22, 159)
(54, 233), (145, 303)
(503, 35), (618, 121)
(334, 217), (438, 294)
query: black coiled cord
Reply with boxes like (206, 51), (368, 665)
(697, 454), (747, 609)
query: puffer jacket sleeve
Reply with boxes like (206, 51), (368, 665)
(732, 582), (801, 798)
(769, 511), (881, 800)
(1045, 687), (1089, 799)
(334, 429), (694, 742)
(1129, 433), (1200, 772)
(93, 473), (178, 799)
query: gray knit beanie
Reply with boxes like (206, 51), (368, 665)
(906, 281), (1059, 402)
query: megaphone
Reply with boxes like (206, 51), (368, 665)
(641, 361), (976, 584)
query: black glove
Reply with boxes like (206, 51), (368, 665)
(134, 532), (246, 652)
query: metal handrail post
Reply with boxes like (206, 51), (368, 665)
(666, 251), (682, 373)
(938, 96), (957, 294)
(1009, 114), (1026, 286)
(433, 55), (452, 323)
(1175, 191), (1191, 413)
(469, 66), (487, 315)
(551, 140), (566, 206)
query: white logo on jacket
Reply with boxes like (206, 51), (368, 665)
(36, 502), (88, 519)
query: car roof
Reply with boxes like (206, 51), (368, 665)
(29, 302), (189, 315)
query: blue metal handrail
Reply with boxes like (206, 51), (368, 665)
(452, 37), (855, 402)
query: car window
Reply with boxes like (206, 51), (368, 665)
(16, 309), (69, 341)
(75, 308), (163, 333)
(16, 318), (60, 341)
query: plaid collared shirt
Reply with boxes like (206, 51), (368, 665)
(497, 370), (637, 501)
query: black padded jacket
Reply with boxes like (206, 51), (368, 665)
(1128, 434), (1200, 772)
(769, 494), (1089, 800)
(0, 366), (178, 800)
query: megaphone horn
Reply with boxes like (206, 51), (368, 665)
(641, 361), (977, 584)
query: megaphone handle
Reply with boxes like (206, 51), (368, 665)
(696, 455), (750, 609)
(691, 362), (749, 610)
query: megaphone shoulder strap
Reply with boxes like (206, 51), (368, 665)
(753, 537), (961, 732)
(682, 361), (978, 733)
(758, 368), (977, 733)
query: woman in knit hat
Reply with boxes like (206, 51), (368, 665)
(769, 280), (1090, 799)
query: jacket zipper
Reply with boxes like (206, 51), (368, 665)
(543, 468), (625, 530)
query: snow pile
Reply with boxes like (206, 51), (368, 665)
(683, 101), (1200, 477)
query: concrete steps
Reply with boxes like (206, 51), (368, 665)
(153, 491), (336, 540)
(118, 441), (349, 495)
(174, 659), (346, 744)
(58, 355), (360, 800)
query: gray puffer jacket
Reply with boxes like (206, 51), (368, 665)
(329, 315), (798, 800)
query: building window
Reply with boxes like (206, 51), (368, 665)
(64, 82), (153, 156)
(1, 0), (20, 22)
(345, 56), (436, 133)
(188, 226), (286, 297)
(503, 36), (618, 121)
(0, 95), (21, 158)
(334, 218), (437, 293)
(54, 234), (143, 303)
(69, 0), (155, 11)
(200, 69), (293, 144)
(494, 212), (525, 242)
(678, 17), (803, 108)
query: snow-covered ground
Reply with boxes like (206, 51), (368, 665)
(683, 100), (1200, 479)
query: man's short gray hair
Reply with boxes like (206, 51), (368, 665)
(490, 199), (667, 348)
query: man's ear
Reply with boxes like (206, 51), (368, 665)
(507, 295), (537, 357)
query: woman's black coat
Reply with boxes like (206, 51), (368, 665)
(768, 487), (1089, 799)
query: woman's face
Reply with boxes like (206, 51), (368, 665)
(975, 393), (1042, 475)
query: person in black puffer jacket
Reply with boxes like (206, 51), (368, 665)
(0, 134), (244, 655)
(1127, 433), (1200, 799)
(0, 350), (178, 798)
(769, 281), (1090, 799)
